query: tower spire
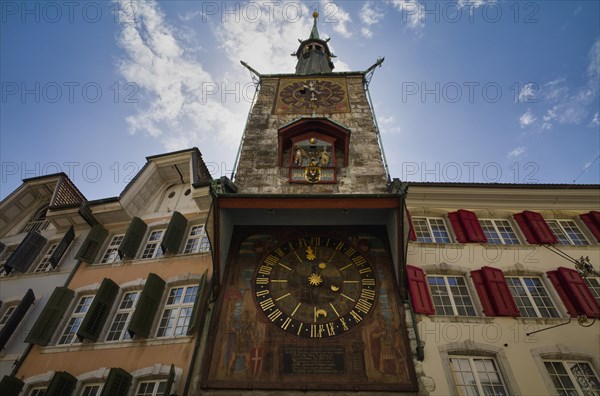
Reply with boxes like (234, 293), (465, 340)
(293, 11), (335, 75)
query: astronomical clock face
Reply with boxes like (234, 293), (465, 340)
(254, 236), (376, 338)
(203, 227), (416, 392)
(274, 78), (350, 114)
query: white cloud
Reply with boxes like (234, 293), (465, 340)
(591, 112), (600, 127)
(360, 2), (384, 39)
(518, 83), (537, 103)
(508, 146), (526, 159)
(537, 40), (600, 129)
(361, 2), (384, 25)
(389, 0), (425, 31)
(321, 0), (353, 38)
(519, 110), (536, 128)
(213, 1), (350, 74)
(114, 0), (245, 150)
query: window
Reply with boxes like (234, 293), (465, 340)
(413, 217), (451, 243)
(32, 243), (58, 273)
(81, 384), (103, 396)
(156, 285), (198, 337)
(585, 277), (600, 304)
(106, 291), (140, 341)
(57, 295), (93, 345)
(479, 220), (519, 244)
(141, 230), (165, 260)
(547, 220), (589, 246)
(449, 356), (509, 396)
(427, 276), (476, 316)
(28, 387), (47, 396)
(183, 225), (210, 254)
(100, 235), (124, 264)
(135, 380), (167, 396)
(544, 360), (600, 395)
(0, 305), (16, 330)
(506, 277), (559, 318)
(0, 248), (15, 276)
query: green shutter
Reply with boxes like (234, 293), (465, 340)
(161, 211), (187, 254)
(49, 226), (74, 268)
(46, 371), (77, 396)
(77, 278), (119, 341)
(187, 271), (209, 336)
(0, 375), (24, 396)
(5, 231), (47, 272)
(164, 364), (176, 396)
(75, 225), (108, 263)
(0, 289), (35, 349)
(25, 287), (74, 345)
(127, 273), (165, 338)
(118, 217), (147, 259)
(100, 368), (131, 396)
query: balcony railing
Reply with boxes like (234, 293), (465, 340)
(20, 219), (50, 234)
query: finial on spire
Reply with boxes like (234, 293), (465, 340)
(313, 11), (319, 19)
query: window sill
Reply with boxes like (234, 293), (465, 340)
(91, 251), (211, 268)
(428, 315), (494, 324)
(40, 335), (193, 354)
(514, 316), (568, 326)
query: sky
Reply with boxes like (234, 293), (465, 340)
(1, 0), (599, 201)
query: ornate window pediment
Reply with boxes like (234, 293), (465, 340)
(278, 118), (350, 185)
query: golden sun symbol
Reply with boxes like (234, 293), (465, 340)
(308, 273), (323, 286)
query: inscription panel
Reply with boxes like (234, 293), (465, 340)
(282, 345), (345, 374)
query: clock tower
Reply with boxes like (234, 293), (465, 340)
(200, 12), (417, 393)
(232, 11), (389, 194)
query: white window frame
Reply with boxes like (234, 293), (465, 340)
(584, 277), (600, 305)
(413, 217), (452, 243)
(105, 291), (140, 342)
(547, 220), (589, 246)
(0, 305), (17, 331)
(479, 219), (520, 245)
(427, 275), (477, 316)
(140, 229), (166, 260)
(156, 284), (198, 337)
(81, 383), (103, 396)
(32, 242), (58, 273)
(100, 234), (124, 264)
(506, 276), (559, 318)
(28, 387), (47, 396)
(0, 247), (16, 277)
(543, 360), (600, 395)
(57, 295), (94, 345)
(135, 379), (168, 396)
(448, 355), (510, 396)
(183, 225), (210, 254)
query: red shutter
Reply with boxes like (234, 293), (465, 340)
(547, 270), (578, 317)
(514, 213), (539, 244)
(406, 265), (435, 315)
(448, 212), (468, 243)
(523, 211), (558, 244)
(556, 267), (600, 318)
(458, 210), (487, 243)
(481, 266), (520, 317)
(471, 270), (496, 316)
(580, 211), (600, 242)
(407, 210), (417, 241)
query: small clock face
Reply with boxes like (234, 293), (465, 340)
(279, 80), (346, 110)
(254, 236), (376, 338)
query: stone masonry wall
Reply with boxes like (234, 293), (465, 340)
(234, 75), (389, 194)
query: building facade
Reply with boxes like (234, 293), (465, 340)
(2, 149), (215, 395)
(405, 183), (600, 395)
(0, 174), (88, 380)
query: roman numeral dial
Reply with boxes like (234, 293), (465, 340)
(254, 235), (376, 338)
